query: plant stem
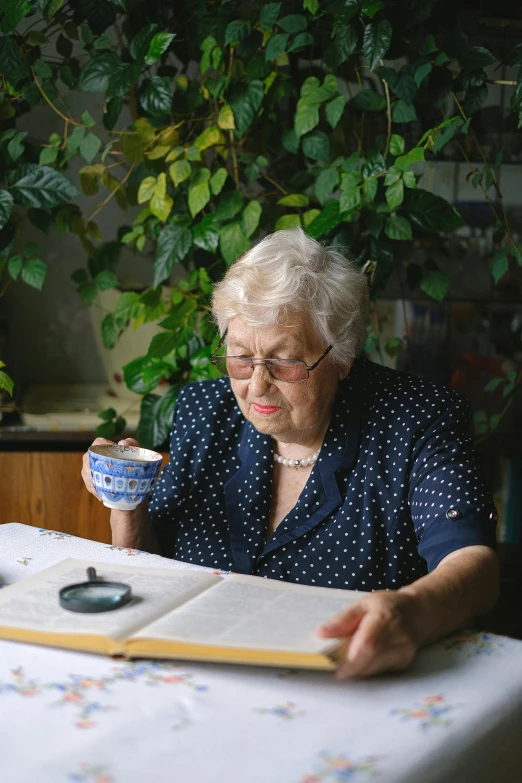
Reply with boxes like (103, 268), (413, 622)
(86, 164), (136, 223)
(229, 130), (240, 189)
(262, 174), (288, 195)
(380, 60), (392, 159)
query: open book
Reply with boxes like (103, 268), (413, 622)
(0, 558), (364, 670)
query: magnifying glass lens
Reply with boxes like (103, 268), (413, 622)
(62, 584), (128, 606)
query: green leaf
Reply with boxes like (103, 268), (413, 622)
(39, 146), (58, 165)
(217, 104), (235, 129)
(384, 215), (412, 240)
(169, 159), (191, 187)
(484, 377), (502, 392)
(150, 173), (173, 222)
(414, 62), (432, 87)
(98, 407), (117, 421)
(7, 131), (27, 162)
(491, 250), (509, 283)
(325, 95), (346, 129)
(130, 23), (158, 61)
(306, 201), (345, 238)
(0, 367), (14, 396)
(101, 314), (117, 349)
(391, 100), (417, 122)
(282, 129), (300, 154)
(114, 291), (141, 321)
(405, 189), (465, 233)
(277, 194), (310, 207)
(124, 357), (169, 394)
(8, 255), (22, 280)
(331, 22), (358, 68)
(363, 20), (392, 70)
(139, 76), (172, 117)
(314, 168), (340, 205)
(395, 146), (425, 170)
(153, 221), (192, 287)
(265, 32), (289, 61)
(0, 34), (27, 86)
(193, 214), (219, 252)
(353, 89), (386, 111)
(81, 110), (96, 127)
(362, 177), (377, 202)
(77, 52), (119, 92)
(241, 200), (262, 238)
(214, 190), (243, 221)
(210, 168), (228, 196)
(287, 32), (313, 53)
(260, 2), (282, 28)
(106, 62), (141, 101)
(386, 179), (404, 210)
(10, 165), (79, 208)
(340, 187), (361, 212)
(137, 387), (179, 449)
(138, 176), (157, 203)
(194, 125), (223, 151)
(144, 32), (175, 65)
(79, 133), (101, 163)
(278, 14), (307, 32)
(1, 0), (32, 33)
(302, 130), (330, 161)
(461, 46), (496, 68)
(21, 258), (47, 291)
(219, 223), (250, 264)
(94, 270), (119, 291)
(224, 19), (252, 46)
(294, 102), (320, 138)
(275, 214), (302, 230)
(188, 169), (211, 217)
(228, 80), (264, 137)
(303, 0), (319, 13)
(420, 270), (449, 301)
(77, 282), (97, 305)
(389, 134), (405, 156)
(0, 191), (14, 230)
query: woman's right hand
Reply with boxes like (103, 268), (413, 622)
(81, 437), (140, 500)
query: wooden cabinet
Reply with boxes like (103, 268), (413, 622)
(0, 451), (168, 543)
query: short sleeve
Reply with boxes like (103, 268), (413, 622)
(148, 387), (190, 554)
(408, 393), (497, 571)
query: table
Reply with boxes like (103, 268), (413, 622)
(1, 523), (522, 783)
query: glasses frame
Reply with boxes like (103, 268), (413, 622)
(211, 330), (333, 383)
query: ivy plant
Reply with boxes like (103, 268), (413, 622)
(1, 0), (521, 445)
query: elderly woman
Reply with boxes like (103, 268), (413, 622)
(82, 228), (499, 678)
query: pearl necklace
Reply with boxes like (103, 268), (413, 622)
(274, 448), (321, 468)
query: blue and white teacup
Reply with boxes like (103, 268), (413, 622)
(89, 444), (163, 510)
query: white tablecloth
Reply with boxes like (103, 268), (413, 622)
(1, 523), (522, 783)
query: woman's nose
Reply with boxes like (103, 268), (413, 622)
(248, 363), (274, 394)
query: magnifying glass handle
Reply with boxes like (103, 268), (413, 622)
(86, 567), (97, 582)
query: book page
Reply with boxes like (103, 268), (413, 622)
(133, 574), (364, 653)
(0, 558), (221, 642)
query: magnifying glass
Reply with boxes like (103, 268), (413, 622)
(59, 567), (133, 613)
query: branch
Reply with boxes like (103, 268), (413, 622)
(32, 68), (87, 127)
(228, 130), (240, 190)
(380, 59), (392, 159)
(86, 163), (136, 223)
(262, 174), (288, 195)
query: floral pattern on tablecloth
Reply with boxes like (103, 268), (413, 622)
(104, 546), (146, 556)
(390, 695), (456, 729)
(302, 751), (379, 781)
(16, 557), (32, 566)
(68, 763), (114, 782)
(254, 701), (304, 719)
(444, 630), (505, 657)
(0, 662), (208, 729)
(39, 529), (72, 539)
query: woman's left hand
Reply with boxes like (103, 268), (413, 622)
(317, 591), (422, 679)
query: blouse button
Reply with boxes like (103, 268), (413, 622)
(446, 508), (460, 520)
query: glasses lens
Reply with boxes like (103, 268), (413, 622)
(267, 360), (308, 381)
(214, 356), (253, 379)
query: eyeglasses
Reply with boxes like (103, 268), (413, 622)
(211, 331), (333, 383)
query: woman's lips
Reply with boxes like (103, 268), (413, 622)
(252, 403), (280, 414)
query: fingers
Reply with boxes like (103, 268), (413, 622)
(319, 593), (419, 680)
(118, 438), (140, 447)
(81, 438), (115, 501)
(318, 602), (366, 639)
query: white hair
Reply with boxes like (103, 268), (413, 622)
(211, 228), (369, 367)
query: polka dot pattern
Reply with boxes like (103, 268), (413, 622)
(149, 358), (497, 591)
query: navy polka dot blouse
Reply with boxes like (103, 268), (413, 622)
(149, 358), (497, 591)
